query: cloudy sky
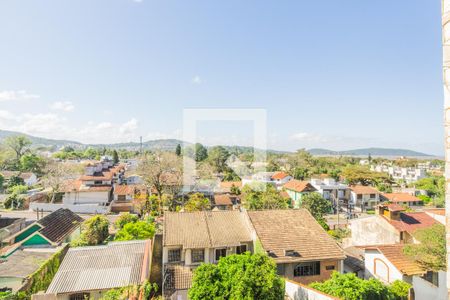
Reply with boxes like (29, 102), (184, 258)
(0, 1), (443, 155)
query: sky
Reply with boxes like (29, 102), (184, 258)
(0, 1), (444, 155)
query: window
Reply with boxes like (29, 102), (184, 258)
(118, 195), (126, 201)
(423, 271), (439, 287)
(294, 261), (320, 277)
(236, 245), (247, 255)
(70, 294), (90, 300)
(370, 194), (376, 199)
(276, 264), (286, 276)
(168, 249), (181, 262)
(357, 194), (363, 200)
(215, 248), (227, 261)
(94, 180), (102, 185)
(325, 265), (335, 271)
(191, 249), (204, 263)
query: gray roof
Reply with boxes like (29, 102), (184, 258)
(0, 248), (55, 278)
(164, 211), (253, 249)
(47, 240), (150, 294)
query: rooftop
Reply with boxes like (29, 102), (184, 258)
(283, 180), (317, 193)
(37, 208), (84, 243)
(0, 248), (56, 278)
(384, 212), (437, 234)
(47, 240), (151, 294)
(271, 171), (290, 180)
(349, 185), (379, 195)
(247, 209), (345, 263)
(163, 210), (252, 249)
(382, 193), (420, 203)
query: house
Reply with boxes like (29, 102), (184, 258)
(0, 248), (57, 292)
(364, 244), (446, 300)
(162, 210), (253, 298)
(43, 240), (152, 299)
(271, 172), (293, 189)
(111, 184), (147, 213)
(5, 209), (83, 248)
(0, 171), (38, 187)
(382, 193), (423, 207)
(0, 217), (26, 244)
(424, 208), (445, 225)
(217, 181), (242, 193)
(242, 171), (291, 189)
(310, 177), (349, 210)
(247, 209), (346, 285)
(349, 185), (381, 212)
(212, 193), (240, 210)
(349, 204), (437, 246)
(282, 180), (317, 208)
(343, 246), (365, 278)
(371, 165), (426, 183)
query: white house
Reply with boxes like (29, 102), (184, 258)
(0, 171), (38, 187)
(349, 185), (381, 212)
(310, 177), (349, 210)
(371, 165), (427, 183)
(364, 244), (446, 300)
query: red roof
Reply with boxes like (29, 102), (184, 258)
(384, 203), (405, 212)
(214, 194), (234, 206)
(114, 185), (136, 195)
(350, 185), (379, 195)
(283, 180), (316, 193)
(385, 212), (436, 234)
(383, 193), (420, 203)
(271, 172), (290, 180)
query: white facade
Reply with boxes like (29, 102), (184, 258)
(349, 191), (380, 211)
(23, 173), (38, 186)
(371, 165), (427, 183)
(349, 216), (400, 246)
(310, 178), (348, 201)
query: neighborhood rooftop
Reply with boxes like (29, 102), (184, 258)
(46, 240), (151, 294)
(163, 210), (253, 249)
(37, 208), (84, 243)
(247, 209), (346, 263)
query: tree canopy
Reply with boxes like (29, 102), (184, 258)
(114, 220), (155, 241)
(71, 215), (110, 246)
(300, 192), (332, 230)
(184, 193), (211, 212)
(242, 184), (288, 210)
(188, 253), (284, 300)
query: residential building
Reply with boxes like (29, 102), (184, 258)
(349, 185), (381, 212)
(371, 165), (426, 183)
(310, 177), (349, 211)
(0, 248), (58, 292)
(212, 193), (240, 210)
(162, 210), (254, 298)
(349, 204), (437, 246)
(217, 181), (242, 194)
(364, 244), (446, 300)
(391, 187), (427, 197)
(270, 171), (293, 189)
(0, 217), (26, 244)
(43, 240), (152, 299)
(247, 209), (346, 285)
(0, 171), (38, 187)
(343, 246), (365, 278)
(381, 193), (424, 207)
(282, 180), (317, 208)
(242, 171), (292, 190)
(4, 209), (83, 248)
(111, 184), (147, 213)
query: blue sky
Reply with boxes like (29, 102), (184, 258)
(0, 0), (443, 155)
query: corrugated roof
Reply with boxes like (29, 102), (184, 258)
(163, 211), (252, 249)
(247, 209), (345, 263)
(47, 240), (150, 294)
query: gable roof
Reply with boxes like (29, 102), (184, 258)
(47, 240), (151, 294)
(384, 212), (436, 234)
(247, 209), (345, 263)
(114, 185), (136, 195)
(365, 244), (425, 276)
(163, 211), (252, 249)
(271, 172), (290, 180)
(283, 180), (317, 193)
(37, 209), (84, 243)
(350, 185), (379, 195)
(213, 194), (233, 206)
(382, 193), (420, 203)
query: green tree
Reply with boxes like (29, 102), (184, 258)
(310, 272), (403, 300)
(230, 184), (241, 195)
(4, 135), (32, 161)
(207, 146), (229, 173)
(194, 143), (208, 162)
(300, 192), (332, 229)
(188, 253), (284, 300)
(72, 215), (110, 246)
(114, 220), (155, 241)
(112, 150), (119, 164)
(115, 213), (139, 229)
(185, 193), (211, 212)
(242, 184), (288, 210)
(403, 224), (446, 271)
(341, 165), (390, 186)
(0, 173), (4, 191)
(388, 280), (411, 300)
(175, 144), (182, 156)
(20, 153), (46, 176)
(8, 175), (24, 188)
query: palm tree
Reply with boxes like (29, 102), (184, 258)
(442, 0), (450, 296)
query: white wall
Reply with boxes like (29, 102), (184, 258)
(349, 216), (399, 246)
(412, 271), (447, 300)
(30, 202), (110, 214)
(285, 280), (339, 300)
(364, 250), (403, 283)
(64, 191), (110, 205)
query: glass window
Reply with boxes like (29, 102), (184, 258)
(276, 264), (286, 276)
(357, 194), (363, 200)
(191, 249), (204, 263)
(70, 294), (90, 300)
(294, 261), (320, 277)
(168, 249), (181, 262)
(236, 245), (247, 255)
(370, 194), (376, 198)
(215, 248), (227, 261)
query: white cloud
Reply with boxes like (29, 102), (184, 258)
(119, 118), (138, 135)
(290, 132), (330, 143)
(191, 76), (202, 85)
(50, 101), (75, 112)
(0, 90), (40, 102)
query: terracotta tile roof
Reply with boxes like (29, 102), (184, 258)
(62, 180), (112, 193)
(350, 185), (379, 195)
(283, 180), (317, 193)
(382, 193), (420, 203)
(424, 208), (445, 216)
(271, 171), (290, 180)
(219, 181), (242, 188)
(247, 209), (345, 263)
(385, 212), (436, 234)
(0, 171), (34, 180)
(384, 203), (405, 212)
(213, 194), (233, 206)
(365, 244), (425, 276)
(163, 211), (252, 249)
(37, 209), (84, 243)
(114, 185), (137, 195)
(79, 171), (114, 181)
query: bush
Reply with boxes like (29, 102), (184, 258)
(71, 215), (109, 246)
(115, 213), (139, 229)
(114, 220), (155, 241)
(388, 280), (411, 300)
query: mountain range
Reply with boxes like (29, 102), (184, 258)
(0, 129), (435, 157)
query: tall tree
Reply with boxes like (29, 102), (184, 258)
(175, 143), (182, 156)
(112, 150), (119, 164)
(194, 143), (208, 162)
(301, 192), (332, 230)
(41, 162), (82, 202)
(442, 2), (450, 295)
(72, 215), (110, 246)
(184, 193), (210, 212)
(207, 146), (229, 173)
(4, 135), (32, 161)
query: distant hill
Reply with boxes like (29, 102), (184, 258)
(307, 147), (433, 157)
(0, 130), (82, 148)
